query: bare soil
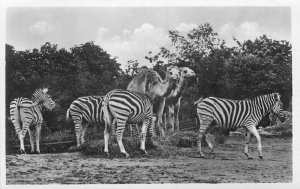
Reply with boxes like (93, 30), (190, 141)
(6, 136), (292, 184)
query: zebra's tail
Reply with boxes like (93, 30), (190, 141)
(65, 108), (72, 123)
(194, 97), (204, 105)
(9, 100), (22, 135)
(102, 96), (112, 131)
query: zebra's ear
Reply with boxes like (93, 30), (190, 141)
(42, 88), (49, 94)
(275, 93), (281, 101)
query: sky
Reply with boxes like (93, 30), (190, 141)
(6, 6), (291, 69)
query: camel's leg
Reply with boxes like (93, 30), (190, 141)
(167, 105), (175, 132)
(174, 99), (181, 132)
(156, 98), (166, 139)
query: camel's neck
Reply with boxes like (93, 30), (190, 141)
(153, 78), (176, 97)
(172, 77), (188, 98)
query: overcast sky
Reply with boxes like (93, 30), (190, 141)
(6, 6), (291, 69)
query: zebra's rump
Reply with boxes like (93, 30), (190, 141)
(105, 89), (153, 122)
(69, 96), (105, 123)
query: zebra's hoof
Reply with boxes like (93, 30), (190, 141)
(105, 152), (110, 158)
(198, 153), (206, 158)
(258, 155), (263, 159)
(244, 153), (253, 160)
(140, 149), (148, 155)
(20, 149), (26, 154)
(121, 152), (130, 158)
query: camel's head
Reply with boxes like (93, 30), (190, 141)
(179, 67), (196, 78)
(166, 66), (180, 80)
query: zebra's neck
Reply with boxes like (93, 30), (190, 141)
(252, 94), (275, 118)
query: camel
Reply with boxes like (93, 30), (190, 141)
(127, 66), (180, 138)
(163, 67), (196, 133)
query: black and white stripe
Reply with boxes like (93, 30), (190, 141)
(66, 96), (105, 147)
(196, 93), (285, 159)
(9, 88), (55, 154)
(102, 89), (153, 157)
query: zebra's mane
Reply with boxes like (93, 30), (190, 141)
(249, 93), (277, 102)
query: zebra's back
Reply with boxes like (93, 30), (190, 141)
(197, 97), (252, 129)
(69, 96), (105, 124)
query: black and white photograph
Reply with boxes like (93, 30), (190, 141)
(1, 0), (299, 187)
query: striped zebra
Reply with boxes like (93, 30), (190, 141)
(195, 93), (286, 159)
(102, 89), (153, 157)
(66, 96), (105, 147)
(9, 87), (55, 154)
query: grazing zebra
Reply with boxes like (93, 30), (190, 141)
(9, 87), (55, 154)
(66, 96), (105, 147)
(102, 89), (153, 157)
(195, 93), (286, 159)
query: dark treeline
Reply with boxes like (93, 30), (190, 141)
(6, 23), (292, 131)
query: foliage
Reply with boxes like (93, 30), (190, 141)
(6, 23), (292, 140)
(6, 41), (124, 131)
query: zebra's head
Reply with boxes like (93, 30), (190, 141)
(33, 88), (56, 111)
(271, 93), (285, 123)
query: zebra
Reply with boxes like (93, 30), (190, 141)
(195, 93), (286, 159)
(9, 87), (56, 154)
(102, 89), (153, 157)
(66, 96), (105, 147)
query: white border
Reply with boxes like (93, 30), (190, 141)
(1, 0), (299, 189)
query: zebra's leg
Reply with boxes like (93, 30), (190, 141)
(111, 119), (116, 136)
(247, 125), (263, 159)
(103, 108), (113, 157)
(74, 122), (82, 147)
(19, 115), (32, 154)
(205, 134), (214, 154)
(131, 124), (140, 146)
(204, 125), (216, 154)
(197, 117), (211, 157)
(35, 124), (42, 154)
(28, 128), (35, 153)
(244, 130), (252, 159)
(80, 123), (89, 146)
(146, 121), (154, 146)
(104, 126), (110, 157)
(140, 119), (150, 155)
(115, 120), (129, 158)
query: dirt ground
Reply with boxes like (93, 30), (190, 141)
(6, 136), (292, 184)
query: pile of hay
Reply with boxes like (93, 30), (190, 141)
(167, 131), (198, 147)
(263, 111), (292, 137)
(78, 136), (175, 158)
(167, 130), (229, 148)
